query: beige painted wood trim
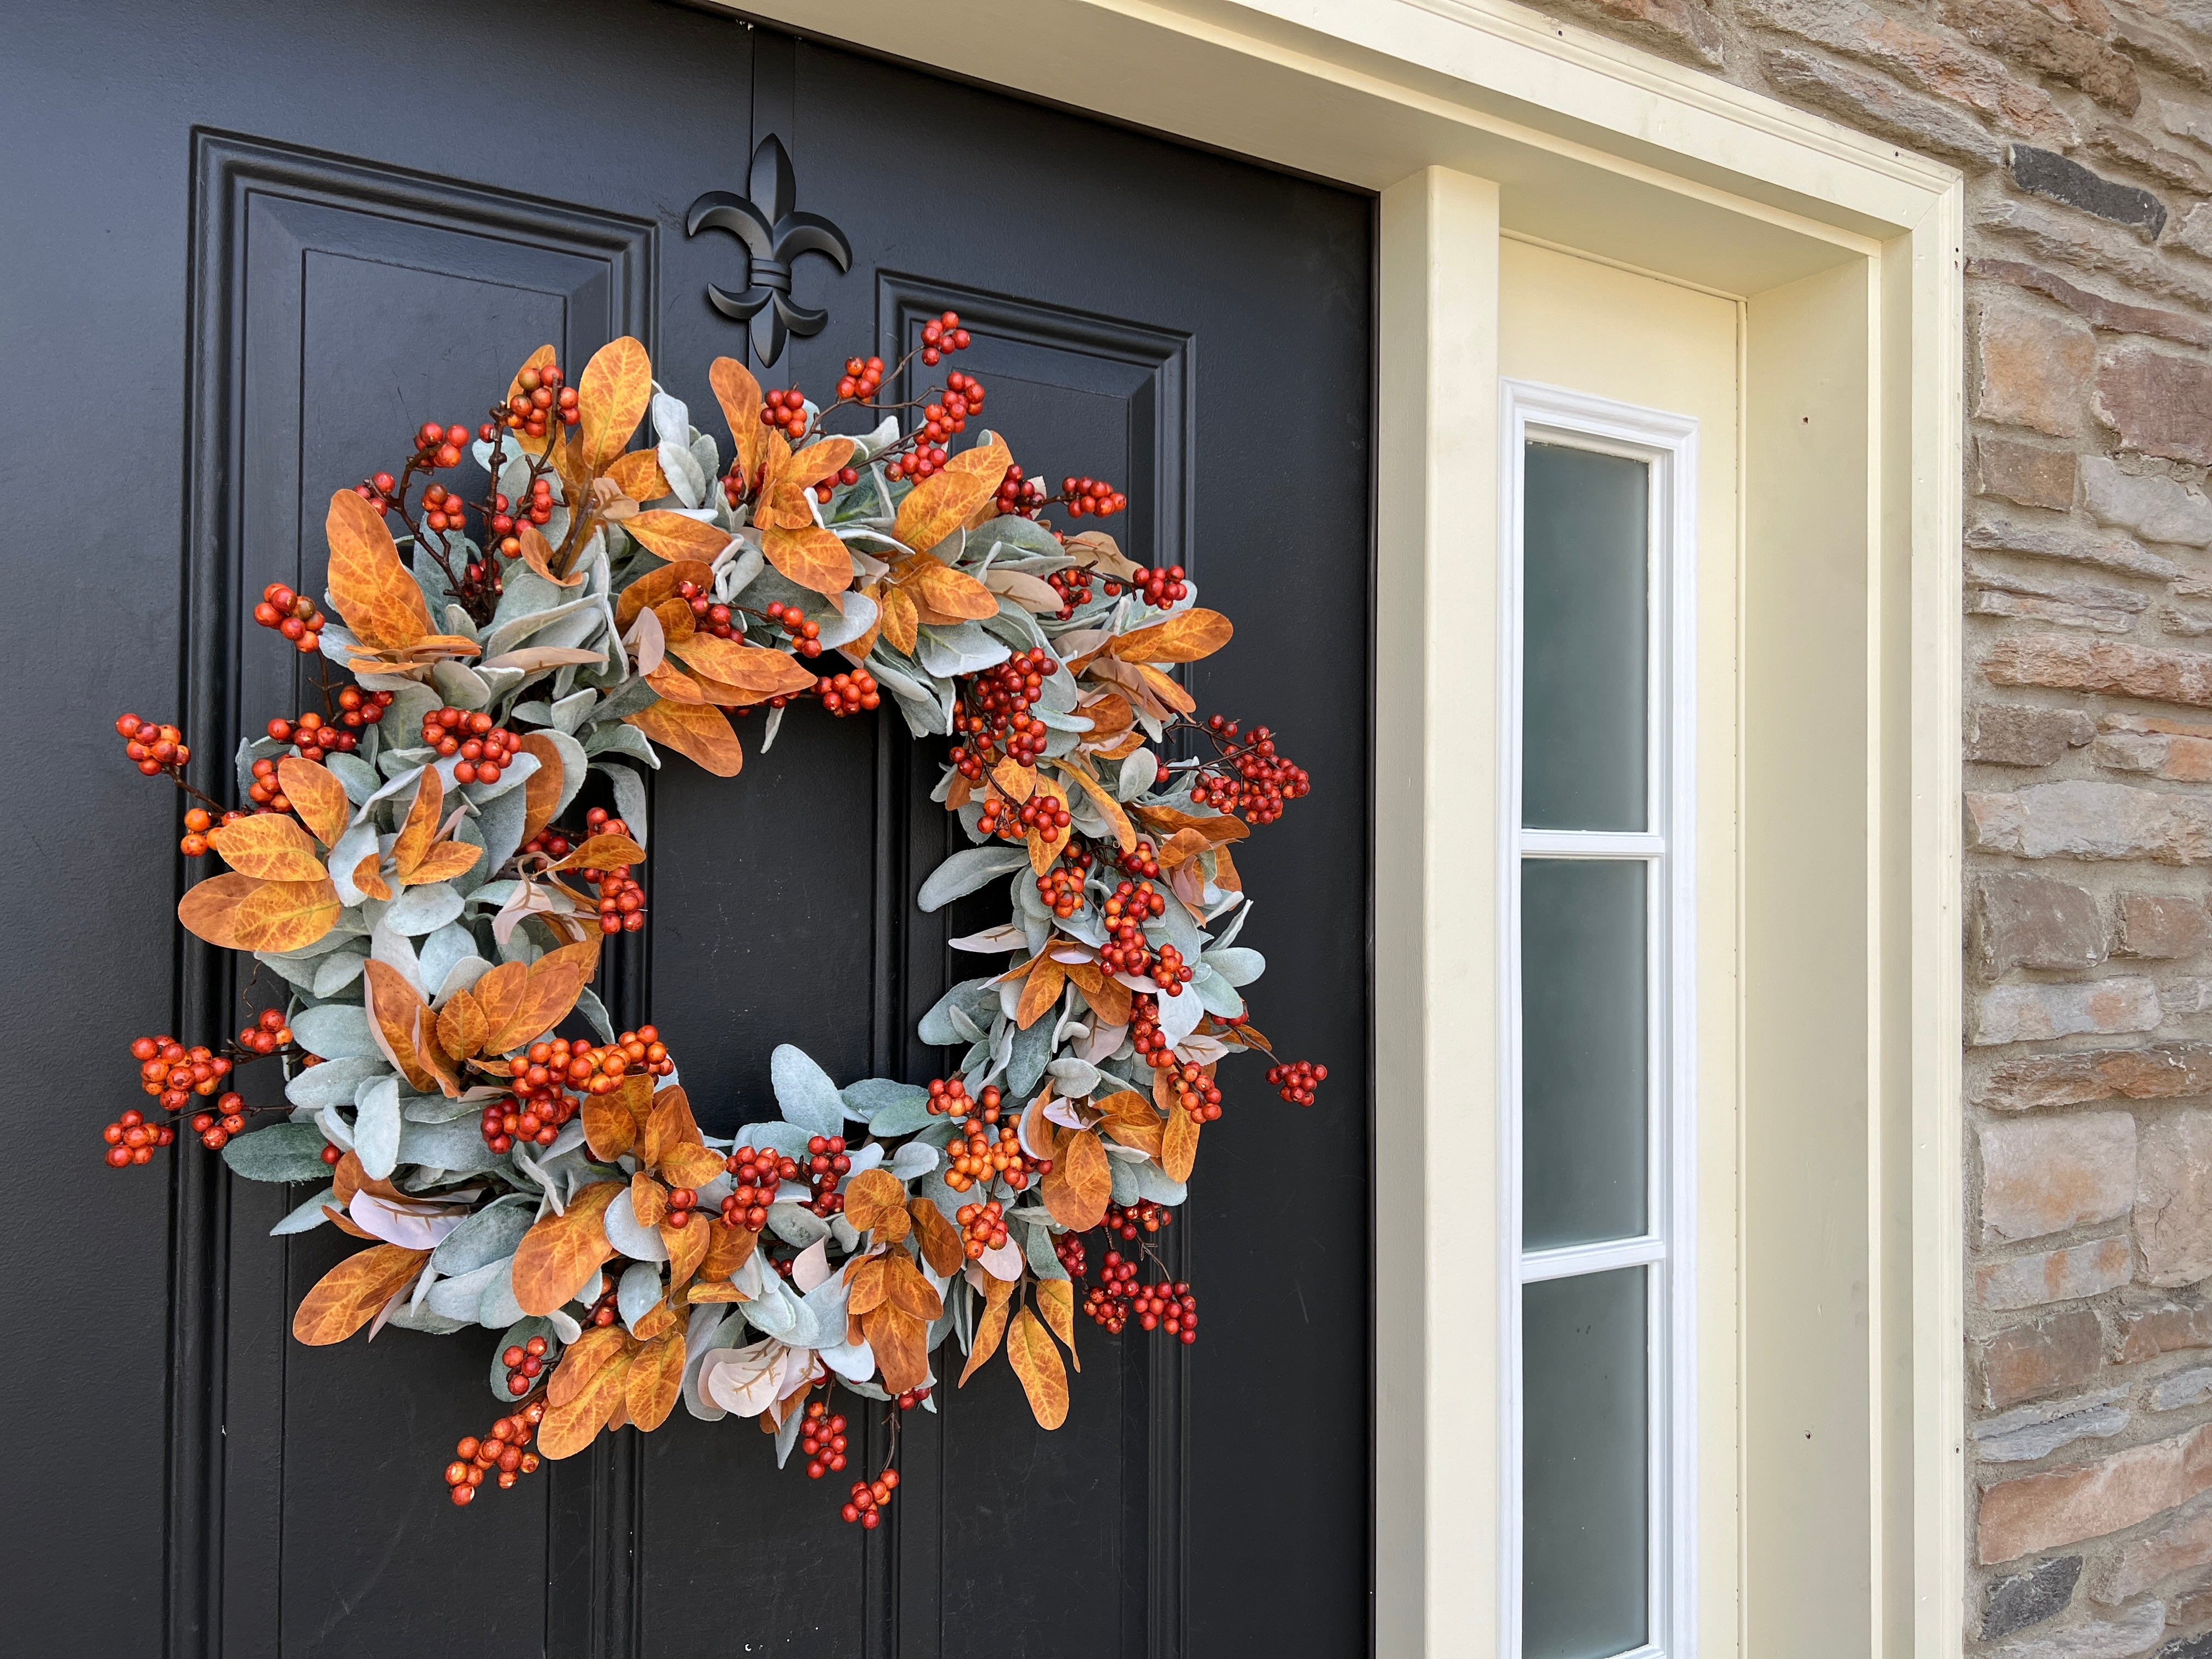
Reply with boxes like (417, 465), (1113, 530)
(716, 3), (1966, 1651)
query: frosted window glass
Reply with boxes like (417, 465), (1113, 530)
(1521, 858), (1647, 1249)
(1522, 1268), (1650, 1659)
(1522, 443), (1648, 831)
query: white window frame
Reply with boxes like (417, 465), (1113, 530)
(1498, 379), (1700, 1659)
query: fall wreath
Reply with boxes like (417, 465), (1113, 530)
(106, 320), (1327, 1518)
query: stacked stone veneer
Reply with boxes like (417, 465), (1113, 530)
(1504, 0), (2212, 1650)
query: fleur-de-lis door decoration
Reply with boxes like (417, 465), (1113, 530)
(684, 134), (852, 368)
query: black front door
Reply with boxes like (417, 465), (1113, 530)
(1, 3), (1372, 1654)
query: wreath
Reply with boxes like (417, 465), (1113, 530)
(106, 323), (1327, 1519)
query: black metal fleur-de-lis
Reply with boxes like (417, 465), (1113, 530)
(684, 134), (851, 368)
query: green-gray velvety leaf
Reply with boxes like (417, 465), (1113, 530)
(771, 1044), (847, 1136)
(223, 1122), (334, 1183)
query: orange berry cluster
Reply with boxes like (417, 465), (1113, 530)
(1082, 1250), (1141, 1332)
(924, 1078), (1001, 1120)
(676, 579), (735, 639)
(115, 713), (190, 776)
(1100, 882), (1174, 986)
(663, 1186), (701, 1228)
(1117, 839), (1162, 880)
(894, 1385), (932, 1410)
(720, 1144), (800, 1231)
(1104, 1199), (1174, 1242)
(841, 1466), (900, 1528)
(252, 581), (328, 652)
(444, 1400), (545, 1506)
(1058, 475), (1126, 520)
(266, 708), (364, 760)
(1188, 717), (1311, 826)
(131, 1030), (240, 1111)
(917, 369), (984, 450)
(236, 1006), (294, 1057)
(420, 707), (519, 786)
(945, 1118), (1037, 1194)
(800, 1398), (850, 1480)
(1127, 562), (1189, 607)
(917, 308), (969, 367)
(503, 362), (578, 439)
(995, 461), (1049, 521)
(500, 1333), (551, 1398)
(1265, 1058), (1327, 1106)
(836, 356), (885, 402)
(1044, 565), (1094, 619)
(480, 1029), (668, 1154)
(955, 1199), (1008, 1258)
(100, 1108), (178, 1166)
(800, 1134), (853, 1216)
(578, 811), (646, 935)
(763, 600), (823, 658)
(815, 668), (881, 717)
(419, 481), (468, 535)
(760, 385), (810, 441)
(1036, 855), (1090, 918)
(950, 647), (1053, 778)
(1130, 996), (1221, 1121)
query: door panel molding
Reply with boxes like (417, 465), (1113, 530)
(176, 128), (654, 1658)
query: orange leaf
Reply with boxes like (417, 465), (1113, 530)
(402, 839), (481, 887)
(786, 437), (856, 491)
(290, 1244), (430, 1346)
(324, 488), (430, 650)
(391, 768), (444, 879)
(628, 698), (743, 777)
(665, 633), (819, 697)
(511, 1181), (622, 1316)
(663, 1215), (709, 1292)
(1113, 607), (1233, 664)
(1161, 1103), (1200, 1183)
(278, 758), (349, 848)
(205, 813), (326, 882)
(630, 1171), (669, 1228)
(1017, 955), (1066, 1030)
(960, 1276), (1015, 1386)
(546, 833), (646, 872)
(515, 733), (567, 845)
(864, 1305), (930, 1396)
(1063, 962), (1132, 1030)
(434, 988), (488, 1061)
(1130, 803), (1250, 849)
(178, 872), (340, 952)
(661, 1142), (726, 1190)
(1006, 1306), (1069, 1429)
(1026, 776), (1069, 878)
(515, 523), (585, 588)
(537, 1350), (633, 1460)
(709, 356), (765, 485)
(1094, 1089), (1164, 1161)
(891, 436), (1010, 555)
(477, 939), (601, 1058)
(626, 1331), (686, 1431)
(640, 1085), (701, 1170)
(842, 1169), (909, 1235)
(577, 336), (652, 470)
(645, 659), (708, 703)
(884, 1252), (944, 1323)
(352, 853), (392, 902)
(880, 585), (918, 655)
(363, 959), (435, 1091)
(762, 523), (856, 601)
(1036, 1277), (1080, 1370)
(1041, 1128), (1111, 1232)
(897, 555), (998, 623)
(583, 1090), (639, 1160)
(546, 1325), (627, 1407)
(909, 1199), (964, 1277)
(1055, 761), (1137, 854)
(614, 560), (715, 631)
(605, 448), (671, 505)
(467, 962), (527, 1054)
(845, 1254), (892, 1319)
(625, 510), (733, 563)
(991, 758), (1035, 803)
(701, 1217), (759, 1282)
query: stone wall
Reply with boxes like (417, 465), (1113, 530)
(1505, 0), (2212, 1650)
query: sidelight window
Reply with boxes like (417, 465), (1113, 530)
(1500, 383), (1698, 1659)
